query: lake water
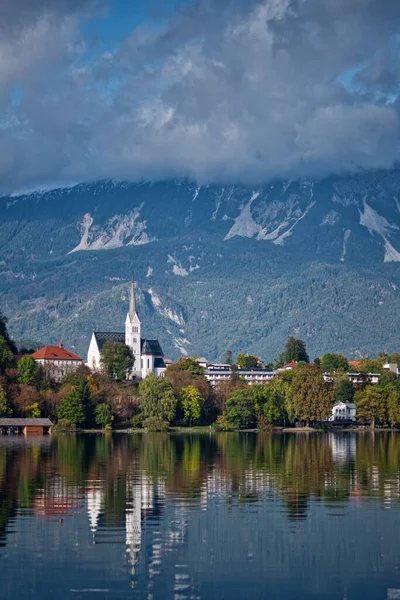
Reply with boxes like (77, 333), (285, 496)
(0, 432), (399, 599)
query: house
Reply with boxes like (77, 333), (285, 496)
(0, 418), (53, 435)
(32, 344), (83, 382)
(280, 361), (298, 370)
(329, 402), (357, 422)
(383, 363), (400, 377)
(87, 278), (166, 380)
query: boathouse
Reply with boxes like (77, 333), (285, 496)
(0, 419), (53, 435)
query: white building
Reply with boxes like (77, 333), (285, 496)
(87, 279), (166, 380)
(31, 344), (83, 382)
(329, 402), (357, 422)
(204, 363), (277, 386)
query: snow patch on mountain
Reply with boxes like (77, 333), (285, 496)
(168, 255), (189, 277)
(146, 267), (153, 277)
(173, 337), (191, 356)
(321, 210), (340, 226)
(359, 200), (398, 237)
(384, 239), (400, 262)
(68, 207), (155, 254)
(224, 191), (261, 240)
(273, 199), (316, 246)
(340, 230), (351, 262)
(148, 288), (185, 326)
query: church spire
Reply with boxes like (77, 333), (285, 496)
(129, 275), (137, 321)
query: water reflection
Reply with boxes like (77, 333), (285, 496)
(0, 432), (400, 599)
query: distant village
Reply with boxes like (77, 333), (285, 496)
(1, 280), (400, 433)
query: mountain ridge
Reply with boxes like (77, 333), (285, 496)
(1, 169), (400, 361)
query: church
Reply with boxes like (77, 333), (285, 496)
(87, 279), (167, 379)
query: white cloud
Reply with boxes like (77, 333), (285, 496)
(1, 0), (400, 191)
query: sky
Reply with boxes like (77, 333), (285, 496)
(0, 0), (400, 192)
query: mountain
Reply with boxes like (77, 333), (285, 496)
(1, 170), (400, 362)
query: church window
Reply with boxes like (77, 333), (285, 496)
(147, 358), (150, 369)
(133, 326), (139, 333)
(133, 338), (137, 344)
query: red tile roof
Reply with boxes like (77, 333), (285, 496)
(283, 361), (298, 369)
(349, 360), (362, 369)
(31, 345), (82, 362)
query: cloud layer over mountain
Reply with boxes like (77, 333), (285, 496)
(1, 0), (400, 192)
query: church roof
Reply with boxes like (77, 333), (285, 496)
(154, 357), (166, 369)
(93, 332), (125, 351)
(93, 333), (164, 357)
(141, 339), (164, 356)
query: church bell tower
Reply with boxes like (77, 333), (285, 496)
(125, 277), (141, 373)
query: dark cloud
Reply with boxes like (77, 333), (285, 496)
(0, 0), (400, 192)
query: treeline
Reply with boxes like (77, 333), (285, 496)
(1, 310), (400, 430)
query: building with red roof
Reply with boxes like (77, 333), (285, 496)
(32, 344), (83, 382)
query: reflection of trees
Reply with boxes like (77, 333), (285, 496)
(0, 432), (399, 547)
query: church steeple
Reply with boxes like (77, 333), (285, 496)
(125, 275), (141, 375)
(129, 275), (137, 321)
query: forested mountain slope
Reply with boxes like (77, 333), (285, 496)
(1, 169), (400, 361)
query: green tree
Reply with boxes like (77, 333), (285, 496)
(0, 311), (17, 353)
(175, 358), (204, 377)
(100, 341), (134, 381)
(95, 403), (113, 429)
(355, 387), (387, 428)
(26, 402), (41, 418)
(226, 389), (256, 428)
(57, 388), (86, 426)
(0, 385), (11, 417)
(181, 386), (204, 426)
(320, 353), (349, 373)
(0, 336), (14, 373)
(17, 356), (39, 386)
(139, 374), (177, 424)
(250, 384), (283, 425)
(236, 354), (259, 369)
(291, 365), (333, 425)
(284, 337), (309, 364)
(334, 378), (355, 404)
(225, 349), (233, 365)
(389, 352), (400, 364)
(387, 391), (400, 428)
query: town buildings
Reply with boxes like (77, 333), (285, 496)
(329, 403), (357, 422)
(87, 279), (166, 380)
(32, 344), (83, 382)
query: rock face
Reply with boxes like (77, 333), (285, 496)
(2, 170), (400, 361)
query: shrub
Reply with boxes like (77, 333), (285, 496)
(257, 415), (273, 432)
(53, 419), (77, 433)
(213, 414), (237, 432)
(143, 416), (169, 432)
(131, 413), (144, 429)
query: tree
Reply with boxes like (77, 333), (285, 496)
(320, 354), (349, 373)
(0, 385), (11, 417)
(291, 365), (333, 425)
(175, 358), (204, 377)
(389, 352), (400, 364)
(139, 374), (177, 424)
(95, 403), (113, 429)
(100, 341), (134, 381)
(226, 389), (256, 428)
(181, 386), (204, 426)
(26, 402), (41, 418)
(0, 336), (14, 373)
(236, 354), (259, 369)
(17, 356), (39, 386)
(57, 388), (86, 426)
(225, 349), (233, 365)
(284, 337), (309, 364)
(387, 391), (400, 428)
(0, 311), (17, 353)
(250, 384), (283, 425)
(355, 387), (387, 428)
(334, 378), (355, 404)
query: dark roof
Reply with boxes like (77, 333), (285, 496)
(94, 333), (164, 357)
(141, 339), (164, 356)
(94, 332), (125, 351)
(154, 357), (166, 369)
(0, 419), (53, 426)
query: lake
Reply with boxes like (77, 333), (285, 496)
(0, 432), (399, 599)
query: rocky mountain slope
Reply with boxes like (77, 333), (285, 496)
(1, 169), (400, 361)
